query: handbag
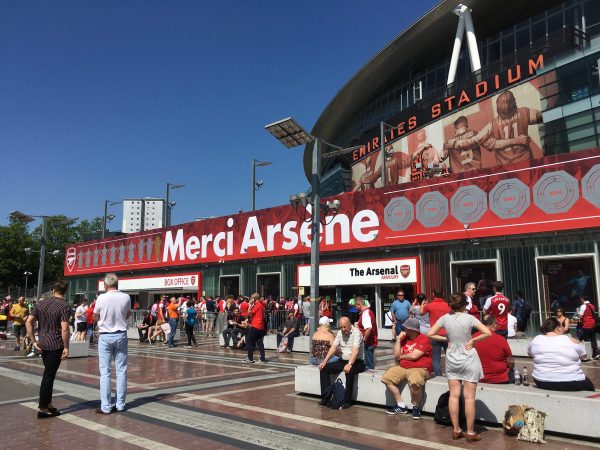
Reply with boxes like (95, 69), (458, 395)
(277, 336), (288, 352)
(517, 408), (546, 443)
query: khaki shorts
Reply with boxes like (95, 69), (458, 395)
(381, 366), (429, 387)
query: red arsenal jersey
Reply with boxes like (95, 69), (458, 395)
(485, 294), (510, 331)
(449, 129), (482, 173)
(491, 107), (535, 165)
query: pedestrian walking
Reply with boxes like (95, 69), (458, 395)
(25, 280), (70, 418)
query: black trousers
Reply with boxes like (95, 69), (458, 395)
(245, 327), (266, 361)
(185, 325), (196, 345)
(581, 328), (599, 356)
(534, 376), (595, 391)
(39, 348), (63, 409)
(320, 359), (366, 403)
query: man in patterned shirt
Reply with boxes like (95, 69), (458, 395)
(26, 280), (70, 418)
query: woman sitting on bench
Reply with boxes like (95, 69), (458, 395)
(528, 317), (594, 391)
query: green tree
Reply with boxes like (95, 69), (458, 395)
(0, 217), (35, 293)
(31, 216), (104, 284)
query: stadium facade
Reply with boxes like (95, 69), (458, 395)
(64, 0), (600, 333)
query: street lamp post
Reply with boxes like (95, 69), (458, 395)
(102, 200), (122, 239)
(252, 159), (272, 211)
(165, 183), (185, 227)
(24, 271), (32, 298)
(380, 121), (395, 188)
(12, 211), (74, 300)
(265, 118), (360, 337)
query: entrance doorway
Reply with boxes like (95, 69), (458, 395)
(537, 255), (597, 314)
(257, 273), (280, 299)
(219, 275), (240, 298)
(380, 283), (416, 318)
(451, 260), (498, 309)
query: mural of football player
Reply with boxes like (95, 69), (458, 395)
(440, 115), (482, 173)
(444, 89), (542, 167)
(413, 128), (441, 167)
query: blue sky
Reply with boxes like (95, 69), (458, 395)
(0, 0), (439, 230)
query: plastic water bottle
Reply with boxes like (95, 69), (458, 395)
(514, 368), (521, 385)
(522, 367), (529, 386)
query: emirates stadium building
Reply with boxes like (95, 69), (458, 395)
(64, 0), (600, 336)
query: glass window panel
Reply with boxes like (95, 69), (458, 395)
(547, 12), (564, 34)
(565, 110), (594, 128)
(585, 0), (600, 28)
(567, 122), (595, 141)
(531, 20), (546, 42)
(516, 27), (530, 49)
(487, 39), (500, 63)
(569, 134), (597, 151)
(502, 32), (515, 55)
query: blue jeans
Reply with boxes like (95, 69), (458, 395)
(309, 355), (340, 366)
(364, 345), (376, 369)
(98, 331), (128, 413)
(431, 339), (448, 376)
(394, 321), (406, 336)
(168, 318), (178, 346)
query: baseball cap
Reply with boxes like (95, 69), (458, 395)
(319, 316), (332, 326)
(403, 318), (420, 332)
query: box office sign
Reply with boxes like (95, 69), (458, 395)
(98, 273), (201, 292)
(297, 258), (419, 286)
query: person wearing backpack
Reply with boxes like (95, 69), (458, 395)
(318, 316), (365, 409)
(577, 295), (599, 359)
(512, 290), (531, 333)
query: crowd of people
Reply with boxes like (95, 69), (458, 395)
(312, 283), (598, 443)
(3, 276), (599, 437)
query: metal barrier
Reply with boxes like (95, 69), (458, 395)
(128, 310), (147, 327)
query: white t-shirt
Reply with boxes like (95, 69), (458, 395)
(360, 308), (373, 329)
(507, 314), (517, 338)
(527, 334), (586, 382)
(75, 305), (87, 323)
(94, 289), (131, 333)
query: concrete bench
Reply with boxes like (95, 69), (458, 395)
(507, 338), (592, 357)
(295, 365), (599, 439)
(68, 340), (90, 358)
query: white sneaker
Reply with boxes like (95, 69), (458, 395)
(26, 351), (36, 358)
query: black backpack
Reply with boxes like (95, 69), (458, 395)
(520, 302), (532, 320)
(322, 378), (346, 409)
(434, 391), (466, 427)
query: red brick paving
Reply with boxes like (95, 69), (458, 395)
(0, 335), (598, 449)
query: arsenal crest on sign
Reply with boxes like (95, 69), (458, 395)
(400, 265), (411, 279)
(190, 275), (196, 286)
(66, 247), (77, 272)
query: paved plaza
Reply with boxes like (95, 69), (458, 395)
(0, 336), (598, 450)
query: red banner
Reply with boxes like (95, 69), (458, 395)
(65, 148), (600, 276)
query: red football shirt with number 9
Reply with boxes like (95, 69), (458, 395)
(486, 294), (510, 331)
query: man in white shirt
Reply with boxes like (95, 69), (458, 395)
(93, 273), (131, 414)
(318, 316), (365, 409)
(507, 313), (518, 339)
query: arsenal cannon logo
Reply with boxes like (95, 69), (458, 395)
(400, 265), (411, 278)
(66, 247), (77, 272)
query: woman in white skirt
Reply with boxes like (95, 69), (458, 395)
(428, 292), (491, 442)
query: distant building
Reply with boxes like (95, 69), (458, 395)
(122, 198), (164, 233)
